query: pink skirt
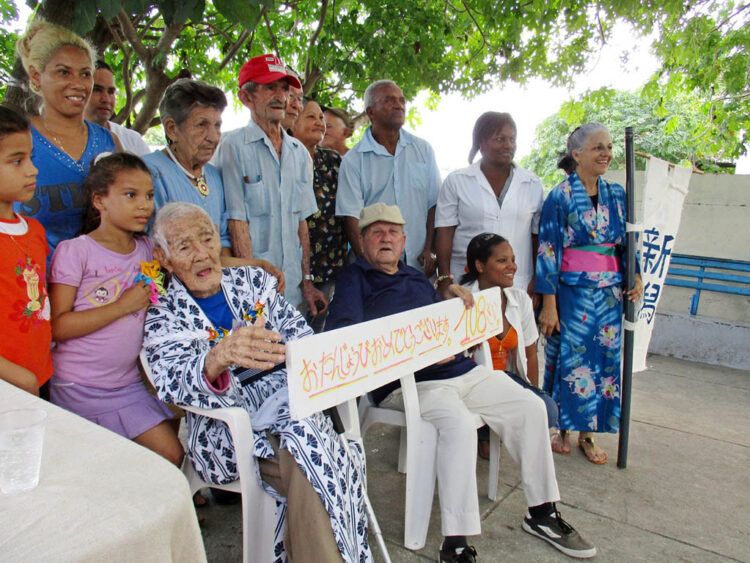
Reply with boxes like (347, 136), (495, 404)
(50, 378), (174, 439)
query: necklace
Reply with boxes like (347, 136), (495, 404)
(41, 116), (88, 172)
(165, 146), (210, 197)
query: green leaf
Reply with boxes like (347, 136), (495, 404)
(71, 0), (99, 35)
(214, 0), (261, 30)
(98, 0), (122, 21)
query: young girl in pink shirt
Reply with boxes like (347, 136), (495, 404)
(48, 153), (183, 466)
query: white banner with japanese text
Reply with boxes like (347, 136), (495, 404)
(286, 288), (503, 420)
(633, 157), (692, 371)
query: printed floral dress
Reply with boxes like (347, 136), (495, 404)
(536, 172), (629, 433)
(306, 147), (346, 285)
(143, 267), (371, 562)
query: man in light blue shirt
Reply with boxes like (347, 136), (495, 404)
(213, 54), (327, 312)
(336, 80), (441, 276)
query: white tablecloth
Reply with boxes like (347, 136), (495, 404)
(0, 380), (206, 562)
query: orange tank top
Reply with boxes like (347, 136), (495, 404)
(488, 326), (518, 372)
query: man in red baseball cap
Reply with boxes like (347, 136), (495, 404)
(237, 54), (302, 90)
(213, 54), (328, 319)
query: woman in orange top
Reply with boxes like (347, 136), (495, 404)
(462, 233), (558, 456)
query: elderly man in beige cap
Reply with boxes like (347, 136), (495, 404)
(327, 203), (596, 563)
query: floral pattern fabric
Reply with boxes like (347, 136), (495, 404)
(536, 172), (629, 433)
(307, 147), (346, 284)
(143, 267), (371, 562)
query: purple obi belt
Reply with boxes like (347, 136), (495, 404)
(561, 243), (619, 272)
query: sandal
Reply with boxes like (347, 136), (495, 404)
(578, 436), (608, 464)
(551, 430), (571, 454)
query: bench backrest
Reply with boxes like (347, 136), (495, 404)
(665, 254), (750, 315)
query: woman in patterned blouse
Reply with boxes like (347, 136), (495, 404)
(292, 99), (347, 331)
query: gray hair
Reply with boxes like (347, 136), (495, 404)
(241, 81), (260, 95)
(152, 202), (215, 257)
(557, 122), (609, 174)
(159, 79), (227, 132)
(364, 79), (398, 110)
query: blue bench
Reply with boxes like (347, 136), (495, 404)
(665, 254), (750, 315)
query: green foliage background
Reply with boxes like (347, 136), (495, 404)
(521, 88), (735, 190)
(0, 0), (747, 165)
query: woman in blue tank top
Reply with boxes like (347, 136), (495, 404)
(15, 19), (118, 254)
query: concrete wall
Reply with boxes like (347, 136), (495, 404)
(607, 170), (750, 324)
(606, 170), (750, 368)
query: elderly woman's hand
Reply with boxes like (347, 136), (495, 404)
(626, 273), (643, 302)
(203, 317), (286, 382)
(538, 294), (560, 337)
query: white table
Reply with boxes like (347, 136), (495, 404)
(0, 380), (206, 562)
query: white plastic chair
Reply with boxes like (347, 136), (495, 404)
(357, 339), (501, 551)
(140, 350), (276, 563)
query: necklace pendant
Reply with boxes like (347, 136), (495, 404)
(196, 177), (210, 197)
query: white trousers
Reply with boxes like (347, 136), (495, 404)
(380, 365), (561, 536)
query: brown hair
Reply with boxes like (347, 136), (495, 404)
(81, 153), (152, 234)
(0, 105), (30, 141)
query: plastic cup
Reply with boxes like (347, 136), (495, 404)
(0, 409), (47, 494)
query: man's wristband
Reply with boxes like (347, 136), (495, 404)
(303, 274), (314, 282)
(434, 274), (454, 289)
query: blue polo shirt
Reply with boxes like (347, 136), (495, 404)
(335, 127), (441, 267)
(326, 256), (476, 404)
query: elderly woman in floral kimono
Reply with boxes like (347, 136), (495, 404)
(536, 123), (642, 465)
(143, 202), (371, 563)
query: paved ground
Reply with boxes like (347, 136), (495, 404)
(197, 355), (750, 562)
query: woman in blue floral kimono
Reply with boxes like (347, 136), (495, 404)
(536, 123), (642, 465)
(143, 202), (371, 562)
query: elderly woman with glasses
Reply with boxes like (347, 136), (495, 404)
(536, 123), (642, 464)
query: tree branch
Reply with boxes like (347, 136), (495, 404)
(137, 13), (162, 40)
(154, 20), (184, 63)
(263, 10), (280, 57)
(711, 2), (750, 32)
(219, 29), (252, 70)
(117, 10), (150, 61)
(304, 0), (329, 78)
(104, 19), (134, 124)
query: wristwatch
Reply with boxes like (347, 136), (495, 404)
(303, 274), (315, 281)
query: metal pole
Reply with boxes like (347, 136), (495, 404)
(617, 127), (636, 468)
(325, 407), (392, 562)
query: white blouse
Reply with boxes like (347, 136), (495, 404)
(435, 160), (544, 290)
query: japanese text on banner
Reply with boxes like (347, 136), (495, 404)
(286, 288), (503, 420)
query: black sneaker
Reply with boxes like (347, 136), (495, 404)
(438, 544), (478, 563)
(522, 508), (597, 558)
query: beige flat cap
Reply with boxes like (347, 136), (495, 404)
(358, 202), (406, 231)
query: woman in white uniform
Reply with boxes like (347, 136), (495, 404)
(435, 112), (544, 302)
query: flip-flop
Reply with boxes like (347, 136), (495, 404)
(551, 430), (571, 454)
(578, 436), (608, 464)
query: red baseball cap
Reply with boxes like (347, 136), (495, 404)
(238, 54), (302, 90)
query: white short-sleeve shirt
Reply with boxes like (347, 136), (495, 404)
(435, 160), (543, 290)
